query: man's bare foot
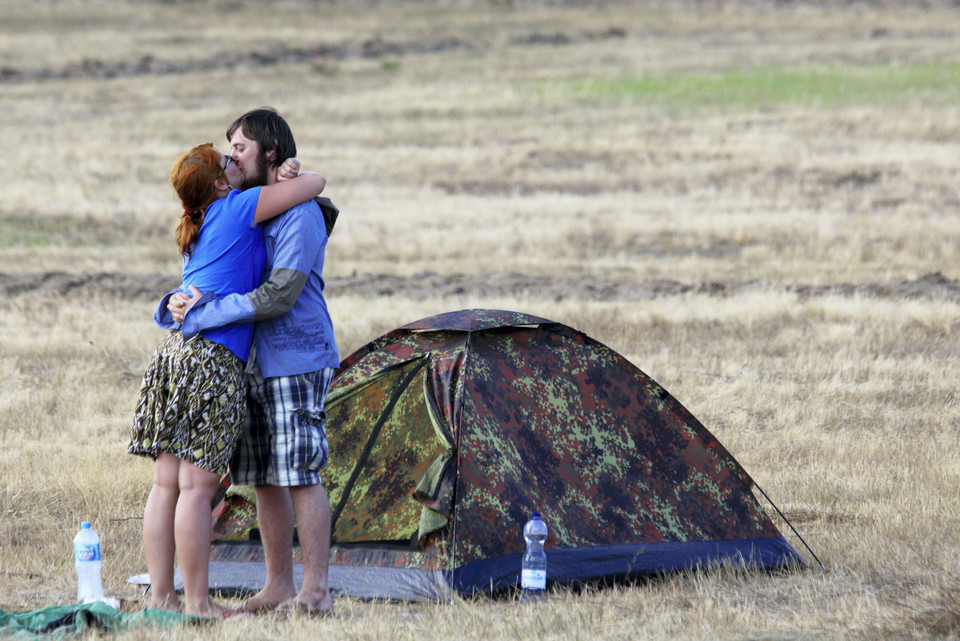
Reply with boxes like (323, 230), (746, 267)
(282, 588), (333, 615)
(276, 598), (333, 617)
(234, 590), (296, 613)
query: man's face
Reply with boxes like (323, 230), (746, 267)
(220, 152), (243, 190)
(230, 126), (268, 189)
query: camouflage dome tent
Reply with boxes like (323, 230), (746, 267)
(207, 309), (802, 601)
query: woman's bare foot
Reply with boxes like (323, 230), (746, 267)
(184, 598), (249, 620)
(148, 594), (182, 613)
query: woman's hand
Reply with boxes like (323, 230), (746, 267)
(168, 285), (203, 324)
(277, 158), (301, 182)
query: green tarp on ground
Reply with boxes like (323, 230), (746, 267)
(0, 602), (205, 638)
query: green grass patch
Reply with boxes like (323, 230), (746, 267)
(0, 216), (71, 249)
(553, 63), (960, 110)
(0, 215), (163, 249)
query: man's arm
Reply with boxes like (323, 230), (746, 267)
(175, 268), (308, 340)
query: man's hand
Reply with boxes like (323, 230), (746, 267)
(168, 285), (203, 324)
(277, 157), (301, 182)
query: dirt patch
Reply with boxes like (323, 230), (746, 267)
(782, 510), (858, 525)
(2, 271), (958, 303)
(786, 271), (960, 300)
(0, 26), (631, 85)
(0, 272), (178, 299)
(911, 601), (960, 639)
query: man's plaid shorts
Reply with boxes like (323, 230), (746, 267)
(230, 367), (336, 487)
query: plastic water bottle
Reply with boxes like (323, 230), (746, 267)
(74, 521), (104, 603)
(520, 513), (547, 602)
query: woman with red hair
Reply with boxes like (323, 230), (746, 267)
(128, 143), (324, 619)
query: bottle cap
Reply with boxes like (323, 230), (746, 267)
(81, 522), (91, 529)
(532, 513), (541, 519)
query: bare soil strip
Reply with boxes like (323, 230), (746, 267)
(0, 29), (628, 85)
(2, 271), (957, 302)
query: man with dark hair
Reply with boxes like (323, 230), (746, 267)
(226, 107), (298, 188)
(164, 106), (339, 615)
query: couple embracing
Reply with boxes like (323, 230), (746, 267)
(128, 107), (338, 619)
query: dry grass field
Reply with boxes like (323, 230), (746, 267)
(2, 0), (960, 638)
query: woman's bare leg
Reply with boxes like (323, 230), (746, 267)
(143, 454), (182, 612)
(175, 460), (227, 618)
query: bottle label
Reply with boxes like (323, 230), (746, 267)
(75, 544), (101, 563)
(521, 569), (546, 590)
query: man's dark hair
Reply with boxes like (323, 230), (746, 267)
(226, 106), (296, 170)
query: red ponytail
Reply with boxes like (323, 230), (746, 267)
(171, 143), (221, 257)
